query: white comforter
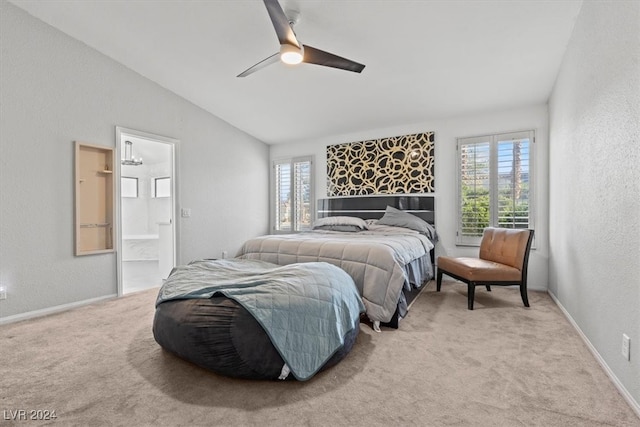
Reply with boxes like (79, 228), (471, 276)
(236, 226), (434, 323)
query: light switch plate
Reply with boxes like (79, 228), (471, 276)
(622, 334), (630, 361)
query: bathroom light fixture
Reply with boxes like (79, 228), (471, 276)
(122, 140), (143, 166)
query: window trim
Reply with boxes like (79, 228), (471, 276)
(121, 176), (138, 198)
(272, 155), (314, 234)
(152, 176), (171, 198)
(456, 130), (535, 246)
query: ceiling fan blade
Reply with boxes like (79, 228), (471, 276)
(237, 53), (280, 78)
(263, 0), (300, 48)
(302, 45), (365, 73)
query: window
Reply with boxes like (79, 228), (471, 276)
(457, 130), (534, 245)
(273, 156), (314, 232)
(121, 177), (138, 198)
(153, 177), (171, 198)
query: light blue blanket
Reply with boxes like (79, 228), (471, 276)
(156, 259), (364, 381)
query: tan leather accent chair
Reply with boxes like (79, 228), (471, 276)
(436, 228), (534, 310)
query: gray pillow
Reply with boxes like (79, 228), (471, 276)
(377, 206), (438, 242)
(312, 216), (368, 230)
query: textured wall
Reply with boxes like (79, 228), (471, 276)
(0, 2), (269, 320)
(549, 0), (640, 408)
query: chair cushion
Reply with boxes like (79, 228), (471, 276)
(438, 256), (522, 282)
(479, 228), (532, 269)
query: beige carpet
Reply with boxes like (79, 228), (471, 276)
(1, 281), (638, 427)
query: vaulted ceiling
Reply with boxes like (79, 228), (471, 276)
(10, 0), (582, 144)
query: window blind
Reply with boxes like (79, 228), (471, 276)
(457, 130), (534, 245)
(273, 156), (313, 233)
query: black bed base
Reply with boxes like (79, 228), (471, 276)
(380, 281), (428, 329)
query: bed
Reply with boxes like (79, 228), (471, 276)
(153, 258), (364, 381)
(237, 196), (437, 330)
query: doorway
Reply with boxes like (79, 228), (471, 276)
(115, 127), (178, 295)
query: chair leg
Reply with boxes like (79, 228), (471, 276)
(467, 283), (475, 310)
(436, 269), (443, 292)
(485, 285), (491, 292)
(520, 283), (530, 307)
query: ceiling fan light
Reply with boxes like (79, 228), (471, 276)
(280, 44), (303, 65)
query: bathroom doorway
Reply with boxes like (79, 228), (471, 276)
(115, 127), (178, 295)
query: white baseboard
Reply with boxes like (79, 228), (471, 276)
(548, 290), (640, 419)
(0, 294), (117, 325)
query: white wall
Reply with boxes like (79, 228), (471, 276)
(0, 1), (269, 320)
(548, 0), (640, 408)
(271, 104), (549, 290)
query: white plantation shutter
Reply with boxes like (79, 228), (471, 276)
(273, 156), (314, 232)
(496, 134), (531, 229)
(274, 162), (291, 231)
(457, 131), (534, 245)
(459, 138), (491, 238)
(293, 160), (312, 231)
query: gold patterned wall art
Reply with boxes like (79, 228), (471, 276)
(327, 132), (435, 196)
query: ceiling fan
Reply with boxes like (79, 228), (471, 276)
(237, 0), (365, 77)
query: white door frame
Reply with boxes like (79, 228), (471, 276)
(115, 126), (179, 296)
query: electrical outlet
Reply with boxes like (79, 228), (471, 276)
(622, 334), (630, 361)
(0, 286), (7, 300)
(222, 251), (228, 259)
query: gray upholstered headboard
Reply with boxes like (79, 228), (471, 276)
(317, 195), (435, 225)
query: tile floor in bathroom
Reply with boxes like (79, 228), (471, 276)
(122, 260), (164, 294)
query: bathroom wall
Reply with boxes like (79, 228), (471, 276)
(121, 140), (172, 261)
